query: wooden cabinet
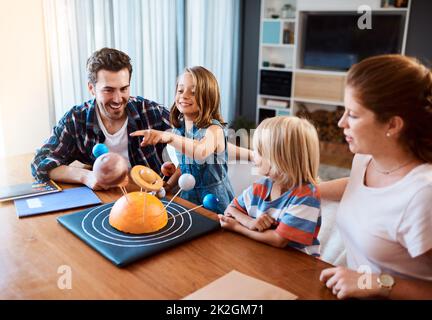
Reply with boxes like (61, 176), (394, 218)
(293, 72), (345, 104)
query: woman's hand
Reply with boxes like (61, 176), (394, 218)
(320, 266), (383, 299)
(130, 129), (173, 147)
(246, 214), (275, 232)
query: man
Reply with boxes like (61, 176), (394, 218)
(31, 48), (171, 190)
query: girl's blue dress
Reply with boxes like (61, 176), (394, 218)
(172, 119), (235, 214)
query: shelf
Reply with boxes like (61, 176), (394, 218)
(370, 8), (409, 11)
(293, 97), (344, 106)
(293, 68), (347, 76)
(259, 94), (290, 100)
(260, 66), (293, 72)
(262, 43), (294, 48)
(263, 18), (296, 23)
(258, 105), (290, 111)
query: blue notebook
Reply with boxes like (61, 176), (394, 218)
(15, 187), (102, 217)
(57, 200), (220, 267)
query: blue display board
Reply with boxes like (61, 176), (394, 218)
(57, 200), (220, 267)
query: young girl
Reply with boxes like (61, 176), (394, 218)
(219, 116), (321, 256)
(130, 66), (235, 214)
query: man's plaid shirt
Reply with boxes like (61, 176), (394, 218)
(31, 96), (171, 182)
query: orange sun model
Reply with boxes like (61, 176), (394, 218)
(109, 165), (168, 234)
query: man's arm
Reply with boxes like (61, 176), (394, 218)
(31, 115), (77, 182)
(48, 165), (107, 190)
(31, 108), (99, 189)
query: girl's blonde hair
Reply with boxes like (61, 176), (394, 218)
(253, 116), (320, 188)
(170, 66), (225, 128)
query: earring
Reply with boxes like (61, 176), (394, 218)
(386, 132), (391, 137)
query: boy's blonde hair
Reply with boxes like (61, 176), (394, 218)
(170, 66), (225, 128)
(253, 116), (320, 188)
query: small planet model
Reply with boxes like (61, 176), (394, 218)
(178, 173), (196, 191)
(161, 162), (176, 177)
(109, 192), (168, 234)
(156, 187), (166, 199)
(130, 165), (164, 192)
(203, 194), (219, 212)
(93, 153), (128, 186)
(92, 143), (109, 158)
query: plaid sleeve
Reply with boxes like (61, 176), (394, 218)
(159, 105), (172, 131)
(31, 113), (78, 182)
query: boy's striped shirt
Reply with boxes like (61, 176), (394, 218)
(231, 177), (321, 257)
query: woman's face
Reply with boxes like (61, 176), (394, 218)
(175, 73), (199, 119)
(339, 86), (389, 155)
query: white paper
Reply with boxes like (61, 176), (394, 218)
(26, 198), (42, 209)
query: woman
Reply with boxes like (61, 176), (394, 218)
(319, 54), (432, 299)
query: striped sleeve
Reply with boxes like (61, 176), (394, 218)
(230, 178), (271, 216)
(230, 185), (251, 215)
(275, 184), (321, 246)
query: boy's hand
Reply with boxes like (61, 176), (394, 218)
(130, 129), (173, 147)
(218, 214), (240, 231)
(247, 214), (275, 232)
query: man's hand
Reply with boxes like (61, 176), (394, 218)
(130, 129), (173, 147)
(81, 170), (111, 191)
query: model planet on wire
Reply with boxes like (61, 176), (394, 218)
(93, 152), (129, 187)
(178, 173), (196, 191)
(92, 143), (109, 158)
(203, 194), (219, 212)
(161, 162), (176, 177)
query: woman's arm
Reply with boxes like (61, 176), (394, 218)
(130, 125), (224, 161)
(319, 177), (349, 201)
(320, 251), (432, 300)
(219, 215), (288, 248)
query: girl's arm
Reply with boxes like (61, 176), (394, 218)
(319, 177), (349, 201)
(130, 125), (224, 161)
(226, 143), (253, 162)
(225, 205), (274, 232)
(219, 215), (288, 248)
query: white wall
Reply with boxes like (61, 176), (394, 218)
(0, 0), (51, 158)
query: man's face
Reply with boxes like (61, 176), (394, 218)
(88, 68), (130, 121)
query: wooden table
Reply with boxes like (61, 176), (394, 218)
(0, 154), (335, 299)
